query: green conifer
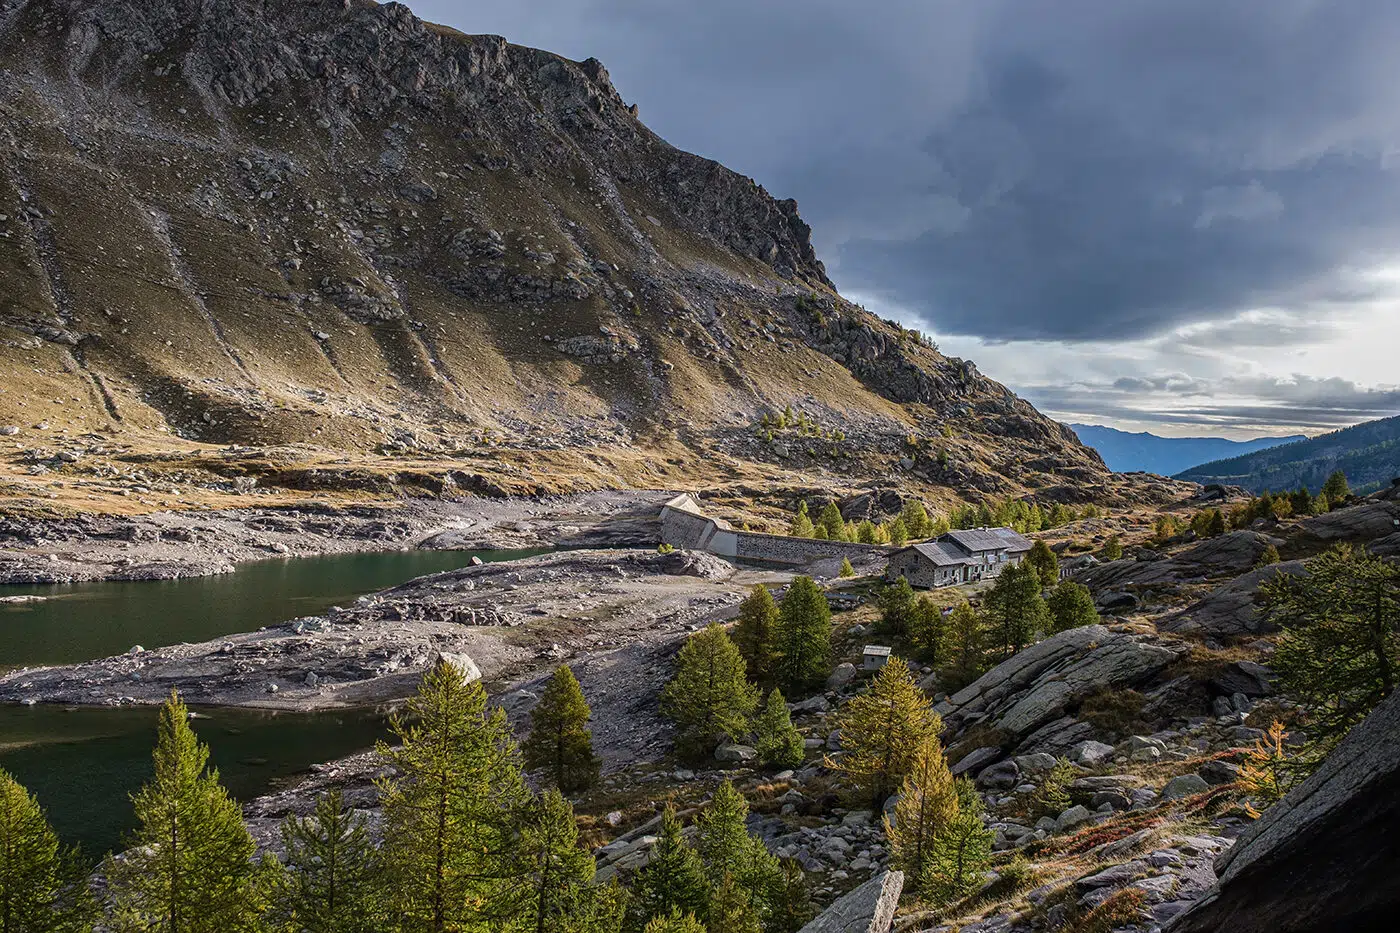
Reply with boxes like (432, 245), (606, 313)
(1046, 580), (1099, 634)
(920, 778), (993, 906)
(377, 659), (530, 932)
(0, 768), (90, 933)
(899, 500), (933, 539)
(731, 586), (781, 682)
(1024, 540), (1059, 588)
(1101, 534), (1124, 561)
(909, 597), (950, 666)
(269, 789), (383, 933)
(788, 502), (814, 538)
(695, 783), (782, 925)
(887, 518), (909, 547)
(986, 563), (1050, 658)
(770, 860), (814, 933)
(628, 807), (709, 929)
(1322, 470), (1350, 505)
(775, 577), (833, 693)
(754, 689), (805, 769)
(516, 789), (599, 933)
(943, 601), (987, 688)
(523, 665), (601, 793)
(105, 691), (264, 933)
(885, 736), (958, 883)
(704, 874), (760, 933)
(642, 912), (705, 933)
(1257, 543), (1281, 567)
(827, 658), (942, 809)
(661, 625), (759, 761)
(838, 558), (856, 578)
(816, 503), (846, 541)
(876, 576), (918, 637)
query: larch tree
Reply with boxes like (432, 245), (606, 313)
(788, 502), (814, 539)
(627, 806), (709, 930)
(899, 500), (933, 539)
(1322, 470), (1351, 505)
(1024, 540), (1060, 589)
(269, 789), (383, 933)
(514, 790), (600, 933)
(876, 577), (917, 637)
(377, 658), (531, 933)
(943, 601), (987, 688)
(775, 578), (833, 693)
(1046, 580), (1099, 635)
(887, 518), (909, 548)
(1262, 544), (1400, 755)
(704, 874), (760, 933)
(770, 859), (814, 933)
(0, 769), (89, 933)
(642, 912), (706, 933)
(884, 736), (959, 883)
(816, 503), (846, 542)
(694, 783), (782, 927)
(522, 665), (601, 793)
(753, 689), (805, 770)
(909, 597), (950, 666)
(921, 778), (993, 906)
(105, 691), (264, 933)
(660, 625), (759, 761)
(826, 658), (942, 810)
(1101, 534), (1124, 561)
(731, 586), (780, 682)
(986, 563), (1049, 659)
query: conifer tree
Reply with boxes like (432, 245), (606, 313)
(661, 625), (759, 760)
(812, 525), (829, 541)
(515, 789), (600, 933)
(884, 736), (958, 883)
(1207, 509), (1227, 536)
(643, 912), (705, 933)
(887, 518), (909, 548)
(0, 769), (89, 933)
(943, 601), (987, 688)
(838, 558), (855, 579)
(775, 578), (833, 693)
(1046, 580), (1099, 634)
(523, 665), (601, 793)
(628, 807), (709, 930)
(378, 659), (530, 933)
(695, 784), (781, 926)
(106, 691), (263, 933)
(788, 502), (814, 539)
(753, 690), (805, 769)
(269, 789), (383, 933)
(986, 564), (1049, 659)
(732, 586), (781, 682)
(1262, 544), (1400, 753)
(770, 860), (814, 933)
(704, 875), (760, 933)
(816, 503), (846, 541)
(909, 597), (950, 666)
(1101, 534), (1124, 561)
(827, 658), (942, 809)
(1322, 469), (1350, 505)
(1030, 757), (1075, 818)
(876, 577), (917, 637)
(900, 500), (933, 539)
(1024, 540), (1059, 588)
(921, 778), (993, 906)
(1257, 543), (1281, 567)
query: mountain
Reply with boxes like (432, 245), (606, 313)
(0, 0), (1171, 510)
(1069, 424), (1305, 476)
(1175, 414), (1400, 494)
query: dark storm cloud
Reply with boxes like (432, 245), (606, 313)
(417, 0), (1400, 346)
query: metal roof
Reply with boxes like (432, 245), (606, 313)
(863, 645), (892, 656)
(943, 527), (1033, 554)
(905, 541), (971, 566)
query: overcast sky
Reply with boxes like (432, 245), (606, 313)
(414, 0), (1400, 438)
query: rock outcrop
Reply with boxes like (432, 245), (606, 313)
(936, 625), (1184, 752)
(1168, 690), (1400, 933)
(1158, 560), (1306, 638)
(798, 870), (903, 933)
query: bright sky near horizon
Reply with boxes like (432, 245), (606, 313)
(415, 0), (1400, 439)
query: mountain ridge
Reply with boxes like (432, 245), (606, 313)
(0, 0), (1179, 514)
(1070, 423), (1306, 477)
(1174, 414), (1400, 494)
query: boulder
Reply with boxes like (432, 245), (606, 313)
(950, 746), (1003, 776)
(1160, 562), (1305, 637)
(1161, 774), (1210, 799)
(715, 744), (758, 763)
(436, 651), (481, 683)
(937, 626), (1182, 743)
(1199, 760), (1241, 785)
(827, 663), (858, 689)
(1168, 690), (1400, 933)
(1069, 740), (1117, 766)
(798, 870), (904, 933)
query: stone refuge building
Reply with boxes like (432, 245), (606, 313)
(659, 493), (893, 567)
(885, 527), (1033, 588)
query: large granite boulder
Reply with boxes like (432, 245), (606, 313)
(1168, 690), (1400, 933)
(936, 626), (1183, 745)
(799, 870), (904, 933)
(1077, 531), (1284, 591)
(1298, 501), (1400, 544)
(1159, 561), (1306, 637)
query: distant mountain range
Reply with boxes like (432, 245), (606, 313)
(1069, 424), (1306, 477)
(1175, 414), (1400, 494)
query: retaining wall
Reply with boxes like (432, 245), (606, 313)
(660, 493), (894, 567)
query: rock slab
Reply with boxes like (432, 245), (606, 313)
(798, 870), (904, 933)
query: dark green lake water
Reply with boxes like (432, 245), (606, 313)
(0, 547), (548, 856)
(0, 548), (546, 668)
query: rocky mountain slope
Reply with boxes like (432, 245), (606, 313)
(1176, 414), (1400, 495)
(0, 0), (1156, 514)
